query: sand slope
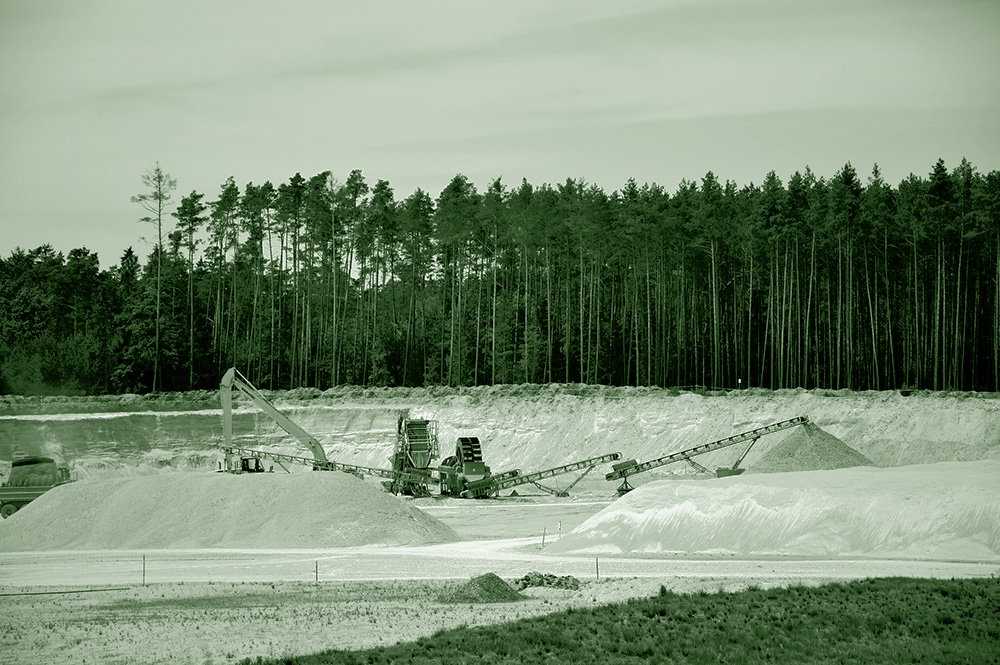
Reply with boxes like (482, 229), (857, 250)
(2, 388), (998, 480)
(548, 461), (1000, 561)
(752, 421), (873, 473)
(414, 388), (1000, 472)
(0, 471), (457, 551)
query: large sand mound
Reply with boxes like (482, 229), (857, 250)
(548, 461), (1000, 561)
(0, 472), (457, 551)
(751, 421), (873, 473)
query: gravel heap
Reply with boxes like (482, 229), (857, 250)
(513, 571), (582, 591)
(0, 471), (458, 551)
(751, 421), (873, 473)
(438, 573), (524, 603)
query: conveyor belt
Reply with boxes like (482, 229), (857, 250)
(606, 417), (808, 491)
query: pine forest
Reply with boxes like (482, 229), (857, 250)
(1, 158), (998, 396)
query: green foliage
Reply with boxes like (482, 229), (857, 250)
(2, 159), (1000, 393)
(242, 577), (1000, 665)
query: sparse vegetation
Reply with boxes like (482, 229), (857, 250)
(245, 578), (999, 665)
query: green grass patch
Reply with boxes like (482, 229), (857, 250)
(240, 577), (1000, 665)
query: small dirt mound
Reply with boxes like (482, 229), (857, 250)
(438, 573), (523, 603)
(752, 422), (873, 473)
(513, 571), (581, 591)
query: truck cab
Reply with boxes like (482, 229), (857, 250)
(0, 456), (73, 519)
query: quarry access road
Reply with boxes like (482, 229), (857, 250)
(1, 538), (995, 589)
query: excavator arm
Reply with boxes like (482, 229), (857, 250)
(220, 367), (328, 463)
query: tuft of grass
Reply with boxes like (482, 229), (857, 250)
(240, 577), (999, 665)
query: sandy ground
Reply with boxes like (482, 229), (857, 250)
(2, 488), (998, 665)
(1, 388), (998, 664)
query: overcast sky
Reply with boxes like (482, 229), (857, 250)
(2, 0), (998, 268)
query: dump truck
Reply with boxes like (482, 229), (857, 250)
(0, 456), (73, 518)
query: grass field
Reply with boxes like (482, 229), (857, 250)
(245, 577), (1000, 665)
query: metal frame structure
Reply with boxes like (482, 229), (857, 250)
(464, 452), (623, 498)
(606, 416), (809, 494)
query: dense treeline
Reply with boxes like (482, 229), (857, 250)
(1, 158), (998, 395)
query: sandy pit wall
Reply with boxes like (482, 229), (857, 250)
(1, 387), (997, 477)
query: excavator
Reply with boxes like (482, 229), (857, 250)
(220, 367), (329, 470)
(219, 367), (440, 492)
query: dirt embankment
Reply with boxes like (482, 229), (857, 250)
(1, 387), (997, 479)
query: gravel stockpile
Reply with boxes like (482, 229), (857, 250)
(0, 471), (458, 551)
(513, 571), (581, 591)
(549, 461), (1000, 560)
(751, 422), (873, 473)
(438, 573), (524, 603)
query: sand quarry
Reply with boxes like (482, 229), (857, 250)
(0, 386), (999, 664)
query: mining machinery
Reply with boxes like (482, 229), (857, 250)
(462, 452), (623, 498)
(387, 417), (440, 495)
(0, 457), (74, 519)
(438, 436), (493, 496)
(219, 367), (622, 499)
(607, 416), (809, 494)
(436, 435), (622, 498)
(220, 443), (435, 488)
(219, 367), (440, 494)
(220, 367), (328, 465)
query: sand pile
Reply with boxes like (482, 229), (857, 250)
(549, 461), (1000, 560)
(438, 573), (524, 603)
(751, 422), (873, 473)
(0, 471), (457, 551)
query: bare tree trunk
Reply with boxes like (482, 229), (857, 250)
(579, 246), (586, 382)
(545, 247), (552, 383)
(330, 207), (339, 386)
(804, 234), (815, 388)
(933, 238), (942, 390)
(953, 231), (964, 389)
(837, 237), (843, 387)
(474, 256), (483, 385)
(645, 254), (653, 386)
(864, 252), (879, 389)
(710, 239), (720, 388)
(747, 249), (753, 388)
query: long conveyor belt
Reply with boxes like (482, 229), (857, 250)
(464, 452), (622, 498)
(606, 416), (808, 493)
(222, 445), (402, 480)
